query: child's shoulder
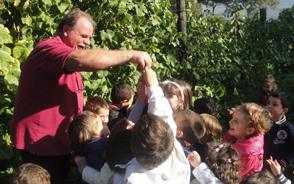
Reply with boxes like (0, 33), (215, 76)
(280, 120), (294, 134)
(83, 137), (107, 155)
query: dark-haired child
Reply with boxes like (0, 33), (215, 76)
(264, 91), (294, 172)
(118, 67), (190, 183)
(174, 109), (205, 153)
(187, 113), (222, 163)
(187, 142), (240, 184)
(10, 163), (51, 184)
(109, 82), (135, 121)
(193, 97), (218, 116)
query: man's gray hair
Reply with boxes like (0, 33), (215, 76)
(57, 9), (96, 34)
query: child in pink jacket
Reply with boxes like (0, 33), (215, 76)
(223, 103), (272, 180)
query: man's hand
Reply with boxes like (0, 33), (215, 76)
(129, 51), (152, 70)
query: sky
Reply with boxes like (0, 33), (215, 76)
(205, 0), (294, 19)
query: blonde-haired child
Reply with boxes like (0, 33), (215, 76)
(254, 74), (278, 107)
(67, 111), (109, 184)
(200, 113), (222, 144)
(187, 142), (240, 184)
(10, 163), (51, 184)
(223, 103), (272, 180)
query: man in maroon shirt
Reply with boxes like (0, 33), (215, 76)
(10, 9), (152, 184)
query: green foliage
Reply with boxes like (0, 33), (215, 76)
(279, 4), (294, 23)
(224, 0), (280, 17)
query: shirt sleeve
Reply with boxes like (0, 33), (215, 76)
(128, 100), (146, 123)
(81, 162), (114, 184)
(277, 173), (291, 184)
(192, 163), (222, 184)
(146, 86), (176, 137)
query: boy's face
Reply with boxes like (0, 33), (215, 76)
(97, 108), (109, 124)
(266, 96), (288, 122)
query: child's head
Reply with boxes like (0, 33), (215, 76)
(131, 114), (174, 170)
(68, 111), (109, 155)
(174, 109), (205, 144)
(205, 143), (240, 184)
(261, 75), (278, 93)
(239, 170), (281, 184)
(193, 97), (217, 116)
(229, 103), (272, 141)
(84, 96), (109, 124)
(162, 80), (192, 114)
(200, 113), (222, 143)
(111, 82), (135, 109)
(267, 91), (290, 122)
(10, 163), (50, 184)
(106, 129), (134, 174)
(110, 118), (134, 134)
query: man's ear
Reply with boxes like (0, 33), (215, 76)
(176, 130), (184, 138)
(63, 25), (70, 37)
(283, 108), (288, 114)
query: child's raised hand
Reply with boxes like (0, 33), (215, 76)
(142, 67), (158, 87)
(266, 156), (281, 176)
(187, 151), (202, 168)
(136, 78), (147, 103)
(74, 155), (86, 167)
(227, 108), (236, 117)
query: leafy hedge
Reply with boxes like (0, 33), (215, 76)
(0, 0), (294, 181)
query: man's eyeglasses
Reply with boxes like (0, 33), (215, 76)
(70, 28), (93, 40)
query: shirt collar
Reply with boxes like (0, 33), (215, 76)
(275, 115), (286, 125)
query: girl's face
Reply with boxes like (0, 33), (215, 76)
(228, 110), (252, 143)
(97, 108), (109, 124)
(164, 92), (183, 114)
(263, 83), (273, 93)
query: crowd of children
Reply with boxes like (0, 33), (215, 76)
(10, 72), (294, 184)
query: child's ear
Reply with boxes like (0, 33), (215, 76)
(176, 129), (184, 138)
(120, 100), (128, 107)
(283, 108), (288, 114)
(247, 127), (255, 136)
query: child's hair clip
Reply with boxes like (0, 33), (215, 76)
(227, 158), (232, 163)
(215, 144), (223, 152)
